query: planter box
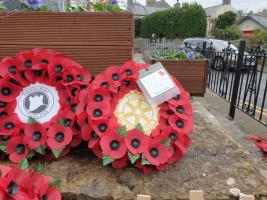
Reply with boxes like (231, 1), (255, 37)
(144, 53), (208, 96)
(0, 12), (133, 75)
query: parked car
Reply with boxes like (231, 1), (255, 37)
(181, 38), (256, 71)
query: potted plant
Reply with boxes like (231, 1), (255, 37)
(143, 49), (208, 96)
(0, 0), (133, 76)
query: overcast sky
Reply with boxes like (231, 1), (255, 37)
(136, 0), (267, 12)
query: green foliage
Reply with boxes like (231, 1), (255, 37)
(128, 152), (140, 164)
(18, 1), (49, 11)
(212, 25), (241, 40)
(135, 123), (144, 131)
(66, 5), (87, 12)
(0, 2), (6, 11)
(250, 28), (267, 43)
(35, 162), (45, 174)
(149, 49), (202, 60)
(27, 116), (38, 124)
(140, 3), (207, 39)
(52, 149), (63, 159)
(135, 18), (142, 37)
(92, 2), (121, 13)
(103, 155), (114, 166)
(36, 146), (46, 155)
(214, 11), (237, 29)
(141, 154), (150, 165)
(0, 142), (7, 153)
(19, 158), (29, 172)
(27, 151), (36, 159)
(49, 179), (62, 191)
(117, 126), (126, 138)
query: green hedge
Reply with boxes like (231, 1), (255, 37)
(139, 3), (207, 39)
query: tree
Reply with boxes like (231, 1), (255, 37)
(214, 11), (237, 29)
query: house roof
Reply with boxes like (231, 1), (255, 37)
(132, 2), (168, 16)
(238, 15), (267, 30)
(205, 4), (225, 17)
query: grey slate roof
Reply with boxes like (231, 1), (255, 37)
(205, 4), (225, 17)
(238, 15), (267, 30)
(133, 2), (168, 16)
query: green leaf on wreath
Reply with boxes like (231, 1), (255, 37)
(128, 152), (140, 164)
(161, 139), (170, 149)
(52, 149), (63, 159)
(35, 162), (45, 174)
(35, 146), (46, 155)
(19, 158), (29, 172)
(103, 155), (114, 166)
(49, 179), (62, 191)
(117, 126), (126, 138)
(135, 123), (144, 131)
(27, 151), (36, 159)
(56, 118), (64, 125)
(0, 142), (7, 153)
(0, 169), (2, 178)
(141, 154), (150, 165)
(27, 116), (38, 124)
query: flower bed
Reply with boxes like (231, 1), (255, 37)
(143, 50), (208, 96)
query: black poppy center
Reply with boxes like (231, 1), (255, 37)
(70, 104), (77, 112)
(176, 120), (184, 128)
(32, 131), (42, 141)
(98, 124), (107, 132)
(91, 131), (99, 140)
(112, 73), (119, 81)
(8, 66), (16, 74)
(77, 75), (84, 81)
(173, 95), (180, 100)
(0, 111), (8, 117)
(94, 94), (103, 102)
(42, 195), (48, 200)
(93, 109), (102, 117)
(1, 87), (11, 96)
(167, 110), (174, 115)
(126, 69), (132, 76)
(16, 144), (26, 155)
(110, 140), (120, 150)
(41, 59), (49, 65)
(176, 106), (184, 114)
(54, 64), (63, 73)
(8, 181), (19, 196)
(55, 132), (64, 142)
(131, 139), (140, 149)
(34, 70), (42, 77)
(1, 136), (9, 141)
(149, 148), (159, 158)
(124, 80), (131, 87)
(66, 75), (74, 83)
(64, 119), (72, 127)
(0, 101), (7, 107)
(24, 60), (32, 68)
(71, 88), (78, 97)
(169, 132), (177, 141)
(101, 82), (109, 89)
(5, 122), (14, 130)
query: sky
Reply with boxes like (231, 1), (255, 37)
(136, 0), (267, 12)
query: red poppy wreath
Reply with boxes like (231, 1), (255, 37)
(77, 61), (194, 173)
(0, 165), (61, 200)
(0, 48), (91, 163)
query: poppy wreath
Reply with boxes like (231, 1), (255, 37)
(0, 165), (61, 200)
(0, 48), (91, 163)
(77, 61), (194, 173)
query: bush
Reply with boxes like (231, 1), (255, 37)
(135, 18), (142, 37)
(214, 11), (237, 29)
(139, 3), (207, 39)
(212, 25), (241, 40)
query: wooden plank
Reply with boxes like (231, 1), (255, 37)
(190, 190), (204, 200)
(0, 12), (133, 46)
(137, 194), (151, 200)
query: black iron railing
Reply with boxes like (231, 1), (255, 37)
(189, 40), (267, 126)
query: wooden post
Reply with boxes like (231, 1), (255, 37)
(190, 190), (204, 200)
(239, 193), (255, 200)
(137, 194), (152, 200)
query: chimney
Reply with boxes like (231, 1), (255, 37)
(174, 0), (180, 8)
(223, 0), (231, 5)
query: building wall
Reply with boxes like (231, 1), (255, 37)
(238, 19), (261, 32)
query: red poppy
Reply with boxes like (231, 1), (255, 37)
(143, 139), (171, 166)
(100, 132), (127, 159)
(125, 129), (149, 154)
(104, 66), (122, 87)
(30, 172), (61, 200)
(161, 127), (191, 148)
(0, 76), (21, 102)
(0, 57), (21, 78)
(0, 167), (31, 200)
(77, 112), (90, 127)
(91, 117), (120, 137)
(76, 90), (88, 115)
(92, 143), (103, 159)
(0, 114), (21, 136)
(169, 115), (194, 133)
(112, 156), (129, 170)
(87, 85), (111, 105)
(23, 123), (47, 150)
(47, 124), (73, 150)
(120, 61), (140, 80)
(6, 136), (29, 163)
(93, 74), (118, 93)
(81, 125), (100, 148)
(86, 101), (111, 120)
(169, 102), (193, 120)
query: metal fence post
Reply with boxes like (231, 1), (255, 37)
(202, 42), (207, 57)
(229, 40), (246, 119)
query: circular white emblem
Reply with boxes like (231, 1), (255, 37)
(15, 83), (60, 124)
(114, 90), (159, 135)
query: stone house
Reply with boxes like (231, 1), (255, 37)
(238, 15), (267, 36)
